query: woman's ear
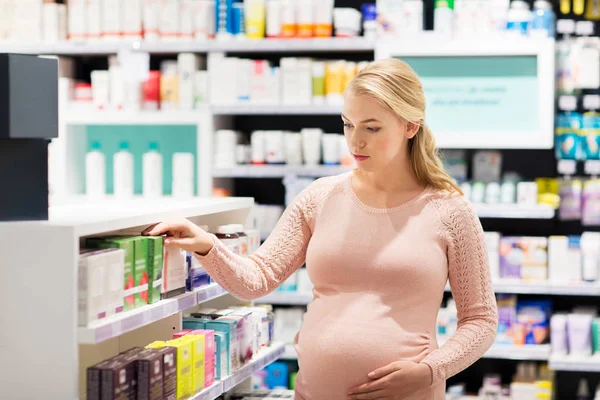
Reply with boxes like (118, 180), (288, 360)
(405, 121), (420, 139)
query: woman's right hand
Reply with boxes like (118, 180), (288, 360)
(142, 218), (215, 255)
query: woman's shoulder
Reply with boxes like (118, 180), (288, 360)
(292, 172), (351, 214)
(425, 188), (478, 221)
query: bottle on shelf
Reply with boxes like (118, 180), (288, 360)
(142, 142), (163, 198)
(434, 0), (455, 37)
(85, 141), (106, 199)
(114, 141), (134, 198)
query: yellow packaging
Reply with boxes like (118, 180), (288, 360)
(166, 338), (193, 399)
(325, 61), (345, 102)
(245, 0), (266, 39)
(343, 62), (358, 91)
(146, 341), (166, 349)
(182, 334), (205, 393)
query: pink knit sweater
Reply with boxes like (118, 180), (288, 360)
(197, 173), (498, 400)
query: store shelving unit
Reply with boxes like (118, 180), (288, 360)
(78, 283), (228, 344)
(0, 38), (376, 55)
(473, 203), (555, 219)
(213, 165), (353, 178)
(549, 355), (600, 372)
(191, 343), (286, 400)
(63, 109), (207, 125)
(282, 344), (551, 361)
(257, 291), (314, 306)
(211, 104), (343, 115)
(0, 196), (282, 398)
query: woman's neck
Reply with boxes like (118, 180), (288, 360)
(355, 155), (423, 193)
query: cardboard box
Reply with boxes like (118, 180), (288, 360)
(206, 319), (239, 373)
(159, 0), (180, 39)
(143, 0), (161, 40)
(102, 0), (122, 39)
(78, 250), (108, 326)
(86, 0), (102, 40)
(213, 331), (229, 379)
(165, 339), (193, 399)
(123, 0), (143, 40)
(133, 237), (150, 308)
(86, 237), (136, 311)
(500, 237), (548, 280)
(135, 348), (164, 400)
(147, 237), (164, 304)
(162, 246), (187, 299)
(182, 334), (205, 393)
(68, 0), (87, 40)
(190, 330), (216, 388)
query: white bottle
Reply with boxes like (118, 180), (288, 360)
(434, 0), (455, 37)
(581, 232), (600, 282)
(506, 0), (532, 36)
(142, 142), (163, 198)
(172, 152), (195, 198)
(85, 141), (106, 199)
(113, 141), (134, 198)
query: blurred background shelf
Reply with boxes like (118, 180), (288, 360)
(213, 165), (353, 178)
(211, 104), (343, 115)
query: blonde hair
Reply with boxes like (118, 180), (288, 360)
(348, 58), (461, 194)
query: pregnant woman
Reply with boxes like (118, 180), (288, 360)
(145, 58), (498, 400)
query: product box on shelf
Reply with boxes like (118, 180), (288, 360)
(165, 338), (193, 399)
(499, 237), (548, 280)
(207, 318), (241, 373)
(102, 0), (123, 39)
(183, 333), (206, 393)
(87, 236), (136, 312)
(147, 237), (164, 304)
(88, 356), (137, 399)
(123, 0), (143, 40)
(135, 348), (164, 400)
(68, 0), (87, 41)
(162, 246), (187, 299)
(190, 330), (216, 388)
(183, 317), (209, 330)
(133, 237), (150, 308)
(213, 331), (230, 379)
(145, 343), (178, 400)
(226, 310), (255, 364)
(78, 249), (109, 325)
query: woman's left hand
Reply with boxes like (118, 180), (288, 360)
(347, 361), (432, 399)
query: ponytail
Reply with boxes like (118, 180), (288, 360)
(409, 123), (462, 194)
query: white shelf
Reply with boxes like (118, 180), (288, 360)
(78, 284), (228, 344)
(222, 343), (286, 391)
(256, 292), (314, 305)
(0, 38), (374, 55)
(190, 381), (223, 400)
(474, 203), (555, 219)
(62, 109), (207, 125)
(188, 343), (286, 400)
(211, 104), (343, 115)
(213, 165), (353, 178)
(549, 355), (600, 372)
(43, 196), (254, 237)
(282, 343), (550, 361)
(444, 279), (600, 296)
(483, 344), (551, 361)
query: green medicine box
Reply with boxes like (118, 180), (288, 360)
(133, 237), (149, 308)
(146, 236), (164, 305)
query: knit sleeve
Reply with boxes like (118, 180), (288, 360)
(421, 195), (498, 385)
(194, 179), (329, 301)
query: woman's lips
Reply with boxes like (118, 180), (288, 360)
(353, 154), (370, 162)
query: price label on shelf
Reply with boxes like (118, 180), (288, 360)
(559, 95), (577, 111)
(558, 159), (577, 175)
(557, 19), (576, 35)
(585, 160), (600, 175)
(584, 95), (600, 110)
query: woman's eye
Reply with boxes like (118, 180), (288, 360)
(367, 127), (380, 133)
(343, 123), (353, 129)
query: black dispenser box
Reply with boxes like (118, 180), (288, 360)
(0, 54), (58, 221)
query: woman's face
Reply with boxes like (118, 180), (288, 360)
(342, 91), (419, 173)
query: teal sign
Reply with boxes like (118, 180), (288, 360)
(400, 56), (539, 141)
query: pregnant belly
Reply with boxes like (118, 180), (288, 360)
(295, 315), (433, 400)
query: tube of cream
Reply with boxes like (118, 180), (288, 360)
(568, 313), (594, 357)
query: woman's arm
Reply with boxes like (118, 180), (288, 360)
(195, 184), (318, 301)
(420, 196), (499, 386)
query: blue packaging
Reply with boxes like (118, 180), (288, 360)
(361, 4), (377, 21)
(582, 112), (600, 160)
(186, 252), (211, 291)
(556, 112), (583, 160)
(531, 0), (555, 37)
(516, 300), (552, 345)
(206, 319), (238, 373)
(213, 331), (230, 379)
(232, 2), (245, 36)
(182, 318), (208, 330)
(215, 0), (236, 36)
(265, 362), (290, 389)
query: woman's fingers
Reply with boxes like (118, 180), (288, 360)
(143, 220), (185, 236)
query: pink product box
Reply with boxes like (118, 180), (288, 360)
(190, 330), (216, 388)
(225, 311), (254, 365)
(173, 329), (192, 339)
